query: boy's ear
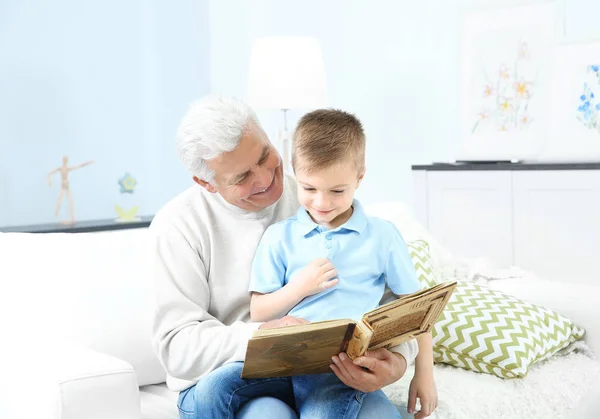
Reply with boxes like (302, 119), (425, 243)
(193, 176), (217, 193)
(356, 169), (366, 187)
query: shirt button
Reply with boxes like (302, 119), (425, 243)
(325, 243), (332, 249)
(326, 235), (332, 240)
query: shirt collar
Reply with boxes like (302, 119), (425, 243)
(343, 200), (368, 233)
(296, 199), (368, 236)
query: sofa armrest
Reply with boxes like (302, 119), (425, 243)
(488, 278), (600, 357)
(1, 343), (141, 419)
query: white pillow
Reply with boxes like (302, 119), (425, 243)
(364, 201), (453, 275)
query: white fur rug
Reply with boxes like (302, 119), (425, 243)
(384, 343), (599, 419)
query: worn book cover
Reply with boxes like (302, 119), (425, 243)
(241, 281), (457, 379)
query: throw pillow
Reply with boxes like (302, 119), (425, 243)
(406, 240), (438, 288)
(431, 280), (585, 378)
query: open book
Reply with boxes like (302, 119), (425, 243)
(241, 281), (457, 379)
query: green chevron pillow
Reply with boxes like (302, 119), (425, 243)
(406, 240), (437, 288)
(431, 280), (585, 379)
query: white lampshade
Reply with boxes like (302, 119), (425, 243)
(246, 36), (328, 110)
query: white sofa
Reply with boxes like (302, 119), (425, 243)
(0, 202), (599, 419)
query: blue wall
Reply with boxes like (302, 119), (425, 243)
(3, 0), (600, 227)
(0, 0), (209, 226)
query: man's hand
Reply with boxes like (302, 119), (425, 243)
(258, 315), (308, 330)
(290, 258), (339, 297)
(330, 348), (407, 393)
(408, 372), (438, 419)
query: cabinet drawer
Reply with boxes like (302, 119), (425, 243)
(426, 171), (513, 267)
(513, 171), (600, 285)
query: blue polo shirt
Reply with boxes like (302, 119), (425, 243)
(249, 200), (422, 322)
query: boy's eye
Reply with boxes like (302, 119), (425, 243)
(303, 187), (315, 191)
(332, 190), (344, 194)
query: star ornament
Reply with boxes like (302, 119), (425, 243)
(118, 173), (137, 193)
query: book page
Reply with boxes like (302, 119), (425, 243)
(363, 281), (457, 349)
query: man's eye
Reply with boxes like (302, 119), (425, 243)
(332, 190), (344, 194)
(236, 175), (249, 185)
(303, 187), (315, 191)
(258, 151), (270, 165)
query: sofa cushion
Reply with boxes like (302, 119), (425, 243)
(0, 230), (166, 386)
(431, 280), (585, 378)
(2, 343), (141, 419)
(406, 240), (437, 288)
(364, 202), (453, 277)
(488, 277), (600, 358)
(139, 384), (179, 419)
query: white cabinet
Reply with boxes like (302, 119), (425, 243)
(426, 172), (513, 267)
(513, 171), (600, 287)
(414, 167), (600, 286)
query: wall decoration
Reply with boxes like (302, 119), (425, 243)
(457, 1), (562, 161)
(115, 172), (141, 222)
(541, 39), (600, 161)
(47, 156), (94, 224)
(469, 41), (534, 135)
(118, 172), (137, 194)
(114, 205), (140, 222)
(576, 66), (600, 132)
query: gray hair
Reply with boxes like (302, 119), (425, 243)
(176, 95), (262, 183)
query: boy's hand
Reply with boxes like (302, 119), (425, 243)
(292, 258), (339, 297)
(408, 371), (438, 418)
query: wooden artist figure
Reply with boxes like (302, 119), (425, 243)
(47, 156), (94, 224)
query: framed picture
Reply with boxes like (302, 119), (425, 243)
(540, 39), (600, 161)
(457, 0), (563, 161)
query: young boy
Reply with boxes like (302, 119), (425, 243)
(194, 110), (435, 419)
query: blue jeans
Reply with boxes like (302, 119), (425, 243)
(178, 362), (403, 419)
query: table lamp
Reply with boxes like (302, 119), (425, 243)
(247, 36), (328, 173)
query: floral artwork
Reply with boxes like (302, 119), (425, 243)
(576, 65), (600, 133)
(458, 1), (559, 161)
(543, 41), (600, 161)
(472, 41), (534, 134)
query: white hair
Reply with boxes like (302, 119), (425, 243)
(176, 95), (262, 183)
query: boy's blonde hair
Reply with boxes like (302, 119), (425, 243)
(291, 109), (365, 174)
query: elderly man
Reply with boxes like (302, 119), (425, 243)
(151, 95), (422, 418)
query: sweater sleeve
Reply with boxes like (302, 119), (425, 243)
(151, 222), (260, 382)
(388, 340), (419, 366)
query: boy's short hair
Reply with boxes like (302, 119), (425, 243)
(292, 109), (365, 174)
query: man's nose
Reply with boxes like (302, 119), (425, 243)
(255, 166), (272, 188)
